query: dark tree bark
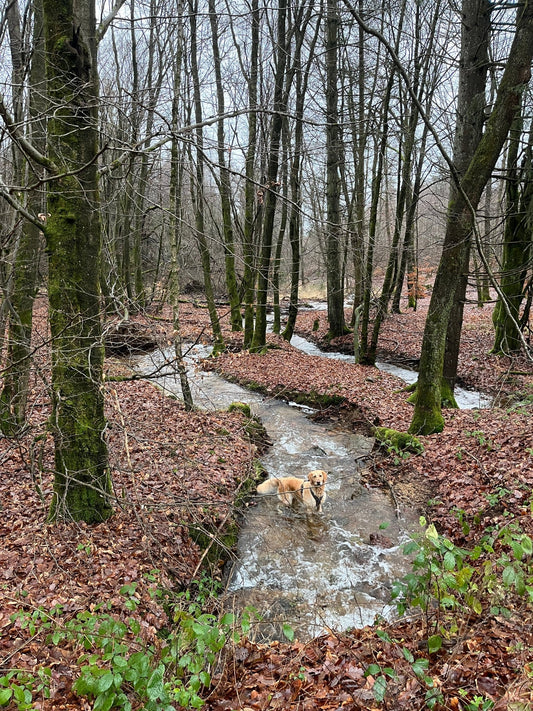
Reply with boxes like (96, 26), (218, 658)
(441, 0), (490, 399)
(169, 0), (193, 410)
(241, 0), (260, 348)
(410, 0), (533, 435)
(272, 141), (289, 335)
(44, 0), (113, 521)
(282, 15), (320, 342)
(188, 0), (224, 352)
(250, 0), (288, 351)
(391, 0), (441, 313)
(208, 0), (242, 332)
(0, 0), (45, 435)
(358, 1), (406, 365)
(351, 0), (367, 315)
(491, 105), (533, 354)
(325, 0), (346, 338)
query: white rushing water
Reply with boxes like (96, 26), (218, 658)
(136, 342), (420, 641)
(135, 315), (491, 640)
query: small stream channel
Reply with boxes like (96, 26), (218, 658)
(136, 326), (489, 641)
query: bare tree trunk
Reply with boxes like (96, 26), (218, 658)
(0, 0), (45, 435)
(208, 0), (242, 332)
(391, 0), (440, 312)
(442, 0), (490, 399)
(358, 1), (406, 364)
(325, 0), (346, 338)
(410, 0), (533, 434)
(188, 0), (224, 352)
(393, 120), (430, 311)
(491, 105), (533, 353)
(250, 0), (288, 351)
(241, 0), (260, 347)
(282, 16), (320, 342)
(352, 1), (367, 315)
(169, 0), (193, 410)
(272, 137), (289, 335)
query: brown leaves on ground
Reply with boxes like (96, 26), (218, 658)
(207, 613), (533, 711)
(0, 300), (259, 709)
(1, 297), (532, 710)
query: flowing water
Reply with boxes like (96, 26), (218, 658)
(289, 332), (492, 410)
(135, 322), (490, 641)
(136, 341), (423, 641)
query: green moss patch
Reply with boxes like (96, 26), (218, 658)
(373, 426), (424, 455)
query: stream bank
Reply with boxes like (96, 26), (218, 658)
(136, 341), (419, 642)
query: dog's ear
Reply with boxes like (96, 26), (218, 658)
(322, 470), (328, 482)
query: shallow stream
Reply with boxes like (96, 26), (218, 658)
(136, 319), (490, 640)
(136, 338), (423, 641)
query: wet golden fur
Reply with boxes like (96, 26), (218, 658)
(256, 470), (328, 512)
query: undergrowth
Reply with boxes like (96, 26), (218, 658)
(368, 502), (533, 709)
(2, 575), (254, 711)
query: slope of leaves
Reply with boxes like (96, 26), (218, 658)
(0, 301), (259, 709)
(1, 296), (532, 710)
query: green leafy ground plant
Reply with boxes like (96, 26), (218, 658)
(6, 577), (254, 710)
(368, 510), (533, 709)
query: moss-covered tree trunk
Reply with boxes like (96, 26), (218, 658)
(44, 0), (112, 522)
(410, 0), (533, 435)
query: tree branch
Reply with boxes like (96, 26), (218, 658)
(96, 0), (127, 44)
(0, 92), (58, 174)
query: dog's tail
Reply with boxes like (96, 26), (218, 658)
(256, 478), (280, 494)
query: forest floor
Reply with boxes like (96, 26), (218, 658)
(0, 294), (532, 710)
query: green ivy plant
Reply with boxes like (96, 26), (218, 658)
(0, 667), (51, 710)
(368, 513), (533, 709)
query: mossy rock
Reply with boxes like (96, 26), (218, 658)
(288, 389), (346, 408)
(373, 426), (424, 454)
(228, 401), (252, 417)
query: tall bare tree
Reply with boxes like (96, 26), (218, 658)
(325, 0), (346, 338)
(0, 0), (46, 435)
(410, 0), (533, 434)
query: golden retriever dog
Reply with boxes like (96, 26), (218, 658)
(257, 470), (328, 512)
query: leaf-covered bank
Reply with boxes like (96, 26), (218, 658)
(0, 297), (532, 710)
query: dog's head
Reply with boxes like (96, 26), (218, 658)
(308, 469), (328, 487)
